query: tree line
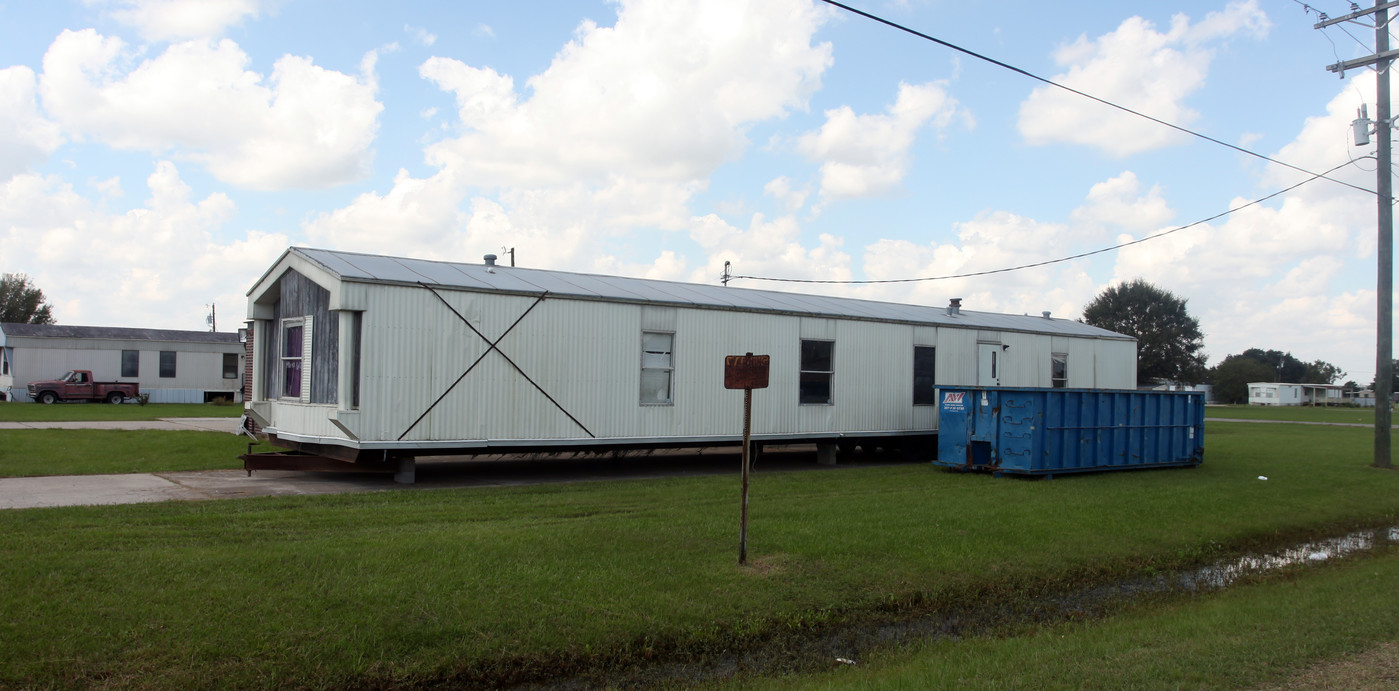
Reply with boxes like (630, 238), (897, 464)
(1081, 278), (1348, 404)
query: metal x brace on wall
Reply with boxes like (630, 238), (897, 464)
(398, 283), (596, 441)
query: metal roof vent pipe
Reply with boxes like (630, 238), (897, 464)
(483, 254), (497, 266)
(947, 298), (962, 316)
(1042, 311), (1052, 319)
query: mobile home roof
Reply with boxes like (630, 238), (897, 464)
(275, 247), (1133, 341)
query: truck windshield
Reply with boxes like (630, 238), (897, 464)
(61, 371), (77, 383)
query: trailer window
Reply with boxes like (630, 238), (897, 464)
(282, 319), (304, 399)
(1051, 353), (1068, 389)
(640, 331), (674, 405)
(913, 346), (936, 405)
(159, 351), (176, 378)
(223, 353), (238, 379)
(121, 350), (139, 377)
(800, 339), (834, 405)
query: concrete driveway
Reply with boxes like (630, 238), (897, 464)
(0, 417), (242, 433)
(0, 440), (909, 510)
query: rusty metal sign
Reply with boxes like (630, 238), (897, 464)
(724, 354), (770, 390)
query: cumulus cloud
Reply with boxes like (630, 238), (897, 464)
(1018, 0), (1270, 157)
(798, 80), (968, 199)
(688, 213), (853, 292)
(0, 66), (64, 178)
(87, 0), (263, 42)
(0, 162), (288, 328)
(309, 0), (834, 274)
(38, 29), (382, 190)
(417, 0), (832, 188)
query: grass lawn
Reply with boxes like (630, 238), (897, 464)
(0, 401), (242, 422)
(0, 430), (253, 477)
(1, 421), (1398, 687)
(742, 546), (1399, 689)
(1205, 404), (1381, 425)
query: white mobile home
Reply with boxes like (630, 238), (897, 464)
(0, 323), (243, 403)
(1248, 382), (1343, 406)
(244, 248), (1137, 477)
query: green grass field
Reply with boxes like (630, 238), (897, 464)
(0, 430), (253, 477)
(1205, 403), (1381, 424)
(741, 547), (1399, 689)
(1, 420), (1397, 688)
(0, 401), (242, 422)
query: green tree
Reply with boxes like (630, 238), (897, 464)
(0, 273), (55, 324)
(1210, 354), (1278, 404)
(1302, 359), (1346, 385)
(1081, 279), (1207, 386)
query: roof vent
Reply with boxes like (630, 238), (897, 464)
(483, 254), (498, 266)
(947, 298), (962, 316)
(1042, 311), (1052, 319)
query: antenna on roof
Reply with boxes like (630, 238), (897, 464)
(722, 261), (732, 287)
(206, 303), (216, 332)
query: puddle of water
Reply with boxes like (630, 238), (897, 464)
(1185, 526), (1399, 590)
(507, 525), (1399, 690)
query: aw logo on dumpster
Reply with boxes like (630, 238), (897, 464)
(942, 391), (966, 412)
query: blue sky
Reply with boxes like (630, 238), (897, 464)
(0, 0), (1391, 383)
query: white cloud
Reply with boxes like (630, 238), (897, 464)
(764, 176), (810, 212)
(310, 0), (834, 273)
(87, 0), (263, 42)
(1018, 0), (1269, 157)
(688, 213), (853, 291)
(418, 0), (833, 188)
(474, 24), (496, 39)
(797, 80), (967, 199)
(405, 25), (437, 47)
(0, 66), (64, 178)
(0, 162), (288, 329)
(38, 29), (383, 190)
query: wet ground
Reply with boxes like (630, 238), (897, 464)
(515, 524), (1399, 690)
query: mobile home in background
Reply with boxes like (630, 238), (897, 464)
(0, 323), (243, 403)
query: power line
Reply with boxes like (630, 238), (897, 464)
(728, 159), (1363, 286)
(817, 0), (1378, 197)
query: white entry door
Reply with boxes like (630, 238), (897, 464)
(978, 343), (1000, 387)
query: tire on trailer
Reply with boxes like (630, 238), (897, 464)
(106, 391), (125, 404)
(37, 391), (58, 405)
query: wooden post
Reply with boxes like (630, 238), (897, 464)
(740, 387), (752, 565)
(724, 352), (769, 567)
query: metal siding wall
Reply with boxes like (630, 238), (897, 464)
(309, 280), (1144, 445)
(10, 344), (239, 397)
(936, 328), (978, 386)
(1000, 332), (1049, 387)
(1095, 339), (1137, 389)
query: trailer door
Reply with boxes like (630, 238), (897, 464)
(978, 343), (1000, 387)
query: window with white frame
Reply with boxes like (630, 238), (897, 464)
(281, 317), (310, 400)
(639, 331), (674, 405)
(800, 339), (834, 405)
(1051, 353), (1068, 389)
(121, 350), (139, 378)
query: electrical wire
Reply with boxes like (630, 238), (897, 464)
(727, 160), (1364, 286)
(816, 0), (1379, 197)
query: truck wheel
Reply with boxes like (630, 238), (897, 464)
(37, 391), (58, 405)
(106, 392), (125, 404)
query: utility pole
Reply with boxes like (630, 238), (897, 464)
(1321, 0), (1397, 469)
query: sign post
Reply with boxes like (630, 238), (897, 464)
(724, 353), (770, 565)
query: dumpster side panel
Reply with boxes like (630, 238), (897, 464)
(935, 387), (1203, 476)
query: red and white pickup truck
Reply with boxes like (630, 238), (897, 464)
(27, 370), (139, 404)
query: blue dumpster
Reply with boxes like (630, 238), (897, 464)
(935, 387), (1204, 477)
